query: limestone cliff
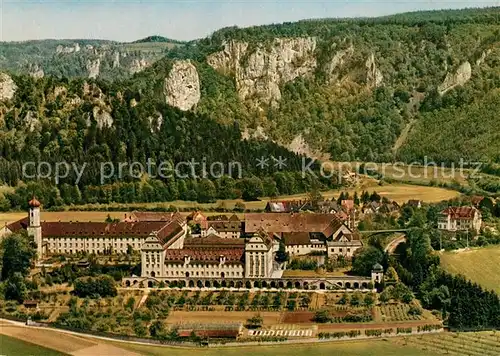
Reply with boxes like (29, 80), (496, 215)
(438, 61), (472, 95)
(130, 58), (150, 74)
(28, 64), (45, 79)
(0, 73), (17, 101)
(147, 112), (163, 133)
(164, 60), (201, 111)
(112, 51), (120, 68)
(326, 44), (355, 82)
(92, 106), (113, 129)
(24, 110), (39, 132)
(207, 38), (317, 109)
(86, 58), (101, 79)
(366, 53), (384, 87)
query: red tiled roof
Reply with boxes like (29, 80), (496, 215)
(441, 206), (478, 219)
(282, 232), (311, 246)
(265, 200), (308, 213)
(245, 213), (343, 236)
(207, 214), (229, 221)
(206, 220), (243, 232)
(341, 200), (355, 211)
(128, 211), (184, 224)
(7, 216), (183, 245)
(156, 222), (184, 245)
(184, 235), (245, 248)
(6, 217), (29, 232)
(165, 248), (244, 264)
(471, 196), (485, 206)
(332, 230), (361, 242)
(40, 221), (169, 238)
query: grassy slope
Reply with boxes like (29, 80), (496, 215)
(0, 334), (67, 356)
(440, 245), (500, 294)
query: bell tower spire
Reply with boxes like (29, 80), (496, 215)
(27, 196), (43, 260)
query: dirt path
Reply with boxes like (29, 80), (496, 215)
(0, 321), (140, 356)
(137, 289), (150, 309)
(392, 119), (416, 153)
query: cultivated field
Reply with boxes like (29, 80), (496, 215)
(392, 331), (500, 356)
(362, 163), (471, 186)
(440, 246), (500, 294)
(0, 334), (65, 356)
(167, 310), (282, 325)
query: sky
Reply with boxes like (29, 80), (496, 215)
(1, 0), (499, 42)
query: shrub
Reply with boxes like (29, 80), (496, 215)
(408, 305), (423, 316)
(397, 327), (412, 334)
(313, 309), (331, 323)
(365, 329), (383, 337)
(73, 275), (117, 298)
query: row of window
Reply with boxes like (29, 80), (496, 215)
(145, 264), (160, 269)
(164, 270), (242, 277)
(329, 248), (351, 254)
(50, 242), (139, 249)
(46, 237), (144, 242)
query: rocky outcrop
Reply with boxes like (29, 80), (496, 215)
(130, 59), (150, 74)
(438, 61), (472, 95)
(112, 51), (120, 68)
(147, 112), (163, 132)
(326, 43), (354, 81)
(29, 64), (44, 79)
(92, 106), (113, 129)
(53, 86), (67, 98)
(476, 50), (492, 66)
(366, 53), (383, 87)
(56, 43), (81, 54)
(164, 60), (200, 111)
(241, 126), (269, 140)
(0, 73), (17, 101)
(86, 58), (101, 79)
(24, 110), (38, 132)
(287, 134), (330, 161)
(207, 38), (317, 108)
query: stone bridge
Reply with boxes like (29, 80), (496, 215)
(360, 229), (408, 238)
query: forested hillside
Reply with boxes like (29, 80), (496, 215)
(2, 8), (500, 164)
(1, 7), (500, 209)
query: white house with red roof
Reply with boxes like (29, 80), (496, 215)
(438, 206), (482, 233)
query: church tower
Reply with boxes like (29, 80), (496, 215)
(27, 197), (43, 260)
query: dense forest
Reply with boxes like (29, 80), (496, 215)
(0, 72), (334, 209)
